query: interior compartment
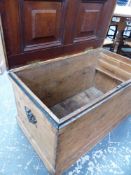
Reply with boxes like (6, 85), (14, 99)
(15, 50), (131, 119)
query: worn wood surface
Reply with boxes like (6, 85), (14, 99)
(10, 79), (58, 174)
(16, 49), (99, 107)
(14, 49), (131, 111)
(0, 0), (116, 68)
(98, 51), (131, 81)
(94, 70), (122, 93)
(55, 85), (131, 174)
(51, 87), (104, 118)
(102, 49), (131, 64)
(9, 49), (131, 175)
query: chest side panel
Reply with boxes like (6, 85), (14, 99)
(56, 85), (131, 174)
(11, 80), (58, 174)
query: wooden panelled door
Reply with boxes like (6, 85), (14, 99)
(23, 1), (64, 51)
(0, 0), (116, 68)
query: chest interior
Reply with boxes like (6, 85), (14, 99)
(14, 49), (131, 120)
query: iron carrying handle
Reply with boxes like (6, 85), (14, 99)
(24, 106), (37, 124)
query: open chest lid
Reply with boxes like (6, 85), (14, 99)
(0, 0), (116, 69)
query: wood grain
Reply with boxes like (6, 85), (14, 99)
(55, 85), (131, 174)
(0, 0), (116, 68)
(16, 49), (98, 107)
(14, 49), (128, 111)
(9, 49), (131, 175)
(51, 87), (104, 118)
(11, 80), (58, 174)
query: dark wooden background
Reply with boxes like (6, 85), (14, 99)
(0, 0), (116, 68)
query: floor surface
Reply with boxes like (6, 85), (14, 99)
(0, 72), (131, 175)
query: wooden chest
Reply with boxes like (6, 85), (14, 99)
(1, 0), (131, 174)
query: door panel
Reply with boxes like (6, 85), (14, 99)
(0, 0), (116, 68)
(73, 1), (106, 43)
(23, 1), (64, 51)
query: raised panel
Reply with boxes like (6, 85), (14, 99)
(22, 1), (64, 51)
(32, 10), (57, 39)
(1, 0), (116, 68)
(81, 10), (100, 35)
(74, 2), (104, 43)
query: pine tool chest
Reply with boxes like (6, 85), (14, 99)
(1, 0), (131, 174)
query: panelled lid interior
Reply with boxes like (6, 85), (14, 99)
(0, 0), (116, 69)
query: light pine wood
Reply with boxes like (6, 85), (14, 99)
(94, 70), (122, 93)
(100, 53), (131, 73)
(101, 49), (131, 64)
(11, 81), (58, 174)
(13, 48), (131, 109)
(9, 49), (131, 175)
(51, 87), (104, 118)
(15, 49), (99, 107)
(98, 59), (131, 81)
(3, 0), (130, 174)
(55, 85), (131, 174)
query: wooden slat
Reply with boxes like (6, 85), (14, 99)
(98, 59), (131, 81)
(100, 52), (131, 73)
(96, 67), (124, 82)
(51, 87), (104, 118)
(102, 49), (131, 64)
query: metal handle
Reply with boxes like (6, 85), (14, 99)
(24, 106), (37, 124)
